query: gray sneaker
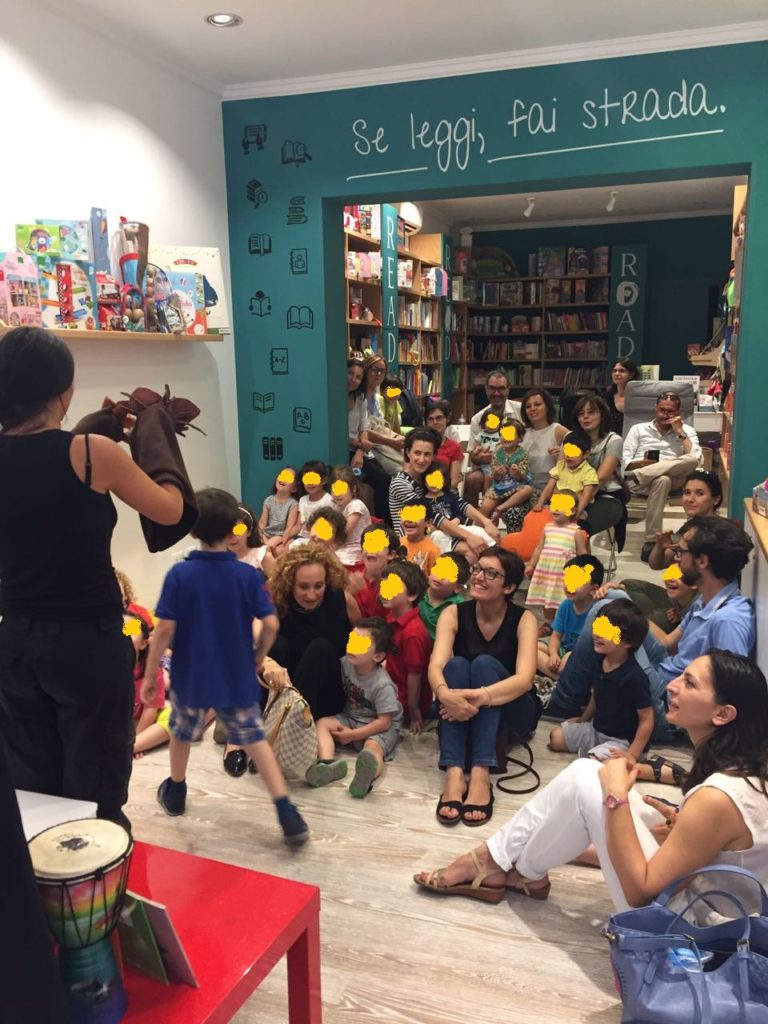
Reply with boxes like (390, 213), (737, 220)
(305, 759), (348, 788)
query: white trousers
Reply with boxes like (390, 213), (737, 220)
(486, 758), (662, 912)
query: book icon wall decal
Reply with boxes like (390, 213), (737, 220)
(282, 141), (312, 165)
(242, 124), (267, 154)
(287, 305), (313, 329)
(249, 233), (272, 255)
(246, 179), (269, 207)
(252, 392), (276, 412)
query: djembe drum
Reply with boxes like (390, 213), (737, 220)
(28, 819), (133, 1024)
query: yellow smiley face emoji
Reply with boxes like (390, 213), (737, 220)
(302, 471), (322, 487)
(233, 522), (248, 536)
(425, 470), (445, 491)
(563, 442), (584, 458)
(311, 517), (334, 542)
(385, 386), (402, 400)
(277, 469), (296, 485)
(433, 556), (459, 584)
(122, 617), (142, 637)
(400, 504), (427, 524)
(550, 493), (576, 516)
(563, 563), (594, 593)
(593, 615), (622, 646)
(662, 563), (683, 581)
(331, 480), (350, 497)
(500, 425), (517, 441)
(346, 630), (373, 656)
(485, 413), (500, 431)
(363, 529), (389, 554)
(380, 573), (406, 600)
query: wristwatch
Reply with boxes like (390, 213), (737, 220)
(604, 793), (630, 810)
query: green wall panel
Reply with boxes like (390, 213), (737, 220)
(223, 41), (768, 515)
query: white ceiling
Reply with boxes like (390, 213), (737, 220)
(41, 0), (768, 96)
(420, 176), (745, 232)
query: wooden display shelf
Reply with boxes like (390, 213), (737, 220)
(346, 275), (381, 285)
(345, 228), (380, 250)
(468, 331), (543, 338)
(543, 330), (609, 335)
(543, 301), (609, 308)
(467, 303), (542, 310)
(0, 327), (223, 343)
(545, 357), (607, 363)
(347, 318), (381, 327)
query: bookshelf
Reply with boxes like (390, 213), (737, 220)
(456, 247), (611, 419)
(718, 186), (747, 506)
(344, 211), (382, 358)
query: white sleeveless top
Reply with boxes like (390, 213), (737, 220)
(672, 772), (768, 923)
(522, 423), (560, 492)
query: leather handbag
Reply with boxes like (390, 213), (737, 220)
(261, 682), (318, 780)
(604, 865), (768, 1023)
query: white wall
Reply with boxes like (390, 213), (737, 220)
(1, 3), (239, 606)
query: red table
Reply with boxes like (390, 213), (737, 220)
(123, 841), (322, 1023)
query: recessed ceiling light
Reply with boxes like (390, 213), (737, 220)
(205, 12), (243, 27)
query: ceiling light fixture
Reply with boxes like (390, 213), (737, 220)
(606, 190), (618, 213)
(523, 197), (536, 219)
(205, 12), (243, 27)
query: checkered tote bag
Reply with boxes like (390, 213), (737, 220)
(262, 683), (318, 779)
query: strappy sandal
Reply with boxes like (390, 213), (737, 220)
(640, 754), (687, 787)
(435, 786), (468, 827)
(505, 873), (551, 902)
(462, 787), (494, 827)
(413, 849), (505, 904)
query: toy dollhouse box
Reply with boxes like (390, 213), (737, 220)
(37, 256), (97, 330)
(0, 250), (43, 327)
(149, 246), (231, 334)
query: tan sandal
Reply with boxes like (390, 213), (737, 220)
(505, 871), (551, 901)
(413, 849), (505, 904)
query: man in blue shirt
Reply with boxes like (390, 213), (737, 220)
(546, 516), (754, 741)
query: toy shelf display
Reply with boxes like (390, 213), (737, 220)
(0, 327), (223, 343)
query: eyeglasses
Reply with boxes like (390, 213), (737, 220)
(487, 385), (508, 392)
(369, 365), (386, 375)
(470, 564), (505, 582)
(670, 545), (689, 559)
(657, 392), (681, 403)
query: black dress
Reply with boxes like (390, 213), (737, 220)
(603, 388), (624, 436)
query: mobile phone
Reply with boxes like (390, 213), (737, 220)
(646, 449), (660, 462)
(651, 796), (679, 810)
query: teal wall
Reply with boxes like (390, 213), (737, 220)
(475, 217), (731, 376)
(223, 41), (768, 516)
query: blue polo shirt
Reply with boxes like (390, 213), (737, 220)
(658, 581), (755, 684)
(551, 598), (591, 652)
(156, 550), (275, 708)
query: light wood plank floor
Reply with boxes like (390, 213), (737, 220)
(125, 511), (690, 1023)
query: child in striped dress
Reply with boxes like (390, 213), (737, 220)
(525, 490), (588, 628)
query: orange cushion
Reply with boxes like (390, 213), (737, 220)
(500, 509), (553, 563)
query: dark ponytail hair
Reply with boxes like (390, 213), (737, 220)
(683, 649), (768, 797)
(0, 327), (75, 431)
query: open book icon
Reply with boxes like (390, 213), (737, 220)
(286, 306), (313, 329)
(252, 392), (275, 412)
(282, 141), (312, 165)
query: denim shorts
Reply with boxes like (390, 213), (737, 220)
(170, 693), (265, 745)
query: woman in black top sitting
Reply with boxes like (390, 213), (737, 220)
(428, 547), (538, 827)
(603, 356), (638, 435)
(262, 544), (361, 719)
(0, 327), (185, 828)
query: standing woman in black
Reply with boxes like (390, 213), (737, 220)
(0, 327), (185, 829)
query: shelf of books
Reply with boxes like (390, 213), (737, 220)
(455, 244), (611, 418)
(344, 206), (382, 357)
(719, 188), (746, 506)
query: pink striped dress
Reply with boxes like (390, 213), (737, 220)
(526, 522), (580, 611)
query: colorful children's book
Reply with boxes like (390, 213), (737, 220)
(37, 220), (90, 261)
(37, 258), (97, 330)
(149, 246), (231, 334)
(16, 224), (60, 257)
(0, 251), (43, 327)
(118, 891), (198, 988)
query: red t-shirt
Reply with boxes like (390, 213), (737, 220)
(385, 606), (433, 716)
(355, 577), (386, 620)
(436, 437), (464, 469)
(133, 663), (165, 719)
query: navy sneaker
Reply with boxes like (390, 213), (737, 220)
(275, 799), (310, 845)
(157, 777), (187, 816)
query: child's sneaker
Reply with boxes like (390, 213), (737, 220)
(157, 777), (187, 816)
(349, 750), (378, 799)
(275, 797), (310, 846)
(305, 759), (348, 788)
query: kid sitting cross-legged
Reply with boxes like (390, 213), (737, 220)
(548, 599), (653, 765)
(533, 430), (598, 522)
(305, 618), (402, 798)
(400, 502), (441, 576)
(379, 560), (432, 734)
(290, 460), (334, 545)
(348, 525), (404, 618)
(537, 554), (604, 680)
(141, 487), (310, 845)
(329, 465), (371, 570)
(424, 461), (499, 564)
(419, 552), (470, 641)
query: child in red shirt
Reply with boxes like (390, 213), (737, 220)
(379, 560), (432, 734)
(349, 525), (404, 619)
(426, 400), (465, 491)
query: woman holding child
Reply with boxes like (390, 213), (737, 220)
(416, 649), (768, 914)
(572, 393), (627, 545)
(429, 547), (539, 827)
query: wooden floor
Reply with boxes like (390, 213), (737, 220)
(125, 512), (690, 1023)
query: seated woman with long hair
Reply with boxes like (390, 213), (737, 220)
(416, 649), (768, 914)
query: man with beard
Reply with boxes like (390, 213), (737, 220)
(542, 516), (754, 741)
(462, 369), (522, 508)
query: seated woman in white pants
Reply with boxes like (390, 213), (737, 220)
(415, 649), (768, 913)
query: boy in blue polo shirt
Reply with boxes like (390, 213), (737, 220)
(141, 488), (309, 845)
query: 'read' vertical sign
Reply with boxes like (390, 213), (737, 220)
(609, 244), (647, 364)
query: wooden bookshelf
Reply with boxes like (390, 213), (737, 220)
(0, 327), (223, 343)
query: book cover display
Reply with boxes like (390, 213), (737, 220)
(37, 257), (97, 330)
(0, 250), (43, 327)
(149, 245), (231, 334)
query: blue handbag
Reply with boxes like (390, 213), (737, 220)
(604, 865), (768, 1023)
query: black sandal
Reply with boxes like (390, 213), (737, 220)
(462, 788), (494, 827)
(435, 787), (468, 827)
(641, 754), (687, 786)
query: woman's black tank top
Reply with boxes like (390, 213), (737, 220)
(0, 430), (121, 619)
(454, 599), (525, 674)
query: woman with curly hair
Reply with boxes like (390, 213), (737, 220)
(262, 545), (360, 719)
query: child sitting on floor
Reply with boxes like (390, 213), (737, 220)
(290, 460), (334, 545)
(348, 525), (404, 618)
(548, 599), (653, 765)
(424, 461), (498, 564)
(399, 502), (441, 576)
(525, 490), (588, 628)
(418, 552), (470, 641)
(305, 618), (401, 798)
(329, 465), (371, 569)
(123, 610), (171, 758)
(479, 417), (534, 530)
(537, 554), (604, 680)
(379, 560), (432, 735)
(306, 505), (348, 561)
(259, 467), (300, 554)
